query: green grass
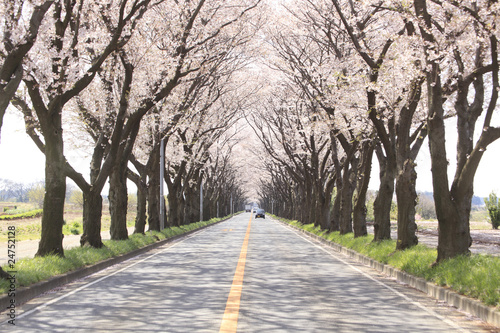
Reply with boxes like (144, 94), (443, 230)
(275, 216), (500, 307)
(62, 221), (83, 235)
(0, 216), (138, 241)
(0, 216), (229, 294)
(0, 209), (43, 221)
(470, 209), (489, 223)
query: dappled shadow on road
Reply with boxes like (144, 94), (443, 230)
(7, 220), (248, 332)
(4, 216), (483, 332)
(239, 219), (460, 332)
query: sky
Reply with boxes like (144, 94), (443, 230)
(1, 108), (500, 198)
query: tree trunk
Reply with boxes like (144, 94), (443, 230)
(36, 114), (66, 257)
(436, 194), (473, 261)
(427, 64), (472, 262)
(134, 181), (148, 234)
(109, 163), (129, 240)
(330, 187), (341, 232)
(353, 142), (373, 237)
(373, 151), (395, 241)
(184, 185), (199, 224)
(413, 0), (474, 264)
(203, 195), (211, 221)
(167, 192), (183, 227)
(81, 189), (104, 248)
(79, 133), (108, 247)
(319, 190), (331, 230)
(147, 179), (161, 232)
(395, 160), (418, 250)
(147, 156), (161, 231)
(0, 267), (11, 279)
(339, 167), (355, 235)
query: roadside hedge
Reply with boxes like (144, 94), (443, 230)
(0, 209), (43, 221)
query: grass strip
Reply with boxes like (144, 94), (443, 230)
(0, 209), (43, 221)
(277, 216), (500, 307)
(0, 216), (228, 294)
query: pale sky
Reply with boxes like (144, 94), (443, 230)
(1, 108), (499, 197)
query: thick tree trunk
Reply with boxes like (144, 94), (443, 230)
(147, 181), (161, 231)
(427, 66), (472, 262)
(203, 195), (211, 221)
(373, 154), (395, 241)
(109, 164), (129, 240)
(167, 192), (183, 227)
(81, 189), (104, 248)
(307, 184), (317, 226)
(184, 185), (200, 224)
(436, 194), (473, 262)
(413, 0), (473, 264)
(134, 181), (148, 234)
(330, 187), (341, 232)
(285, 191), (294, 219)
(36, 115), (66, 257)
(79, 134), (108, 247)
(352, 199), (368, 237)
(353, 142), (373, 237)
(293, 186), (303, 222)
(395, 160), (419, 250)
(147, 160), (161, 231)
(0, 267), (11, 279)
(339, 167), (355, 235)
(319, 191), (331, 230)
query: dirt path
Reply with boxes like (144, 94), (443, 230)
(419, 229), (500, 256)
(0, 227), (135, 265)
(367, 225), (500, 256)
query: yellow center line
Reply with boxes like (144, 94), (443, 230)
(219, 215), (253, 333)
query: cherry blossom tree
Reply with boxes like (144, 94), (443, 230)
(324, 0), (428, 248)
(265, 2), (375, 235)
(250, 87), (337, 229)
(106, 0), (261, 238)
(0, 0), (53, 141)
(412, 0), (500, 262)
(12, 0), (153, 256)
(202, 131), (249, 219)
(128, 16), (259, 231)
(258, 161), (295, 218)
(267, 0), (428, 248)
(164, 84), (244, 226)
(39, 0), (261, 246)
(131, 70), (232, 231)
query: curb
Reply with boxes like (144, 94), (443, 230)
(278, 220), (500, 328)
(0, 217), (230, 312)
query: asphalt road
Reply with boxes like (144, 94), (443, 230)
(1, 214), (496, 332)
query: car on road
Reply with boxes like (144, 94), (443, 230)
(255, 209), (265, 219)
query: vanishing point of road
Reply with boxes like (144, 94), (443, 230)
(1, 214), (496, 332)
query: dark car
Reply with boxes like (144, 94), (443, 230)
(255, 209), (265, 219)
